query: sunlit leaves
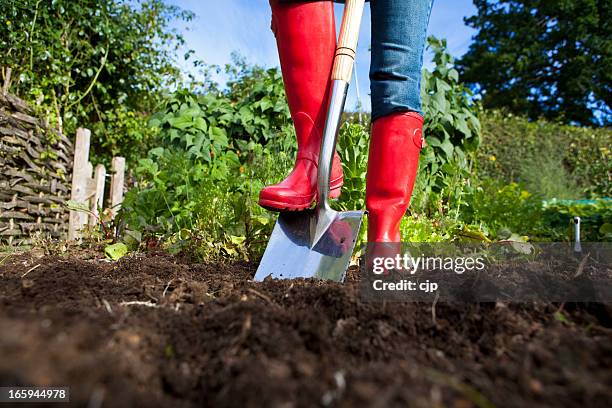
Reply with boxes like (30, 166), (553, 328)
(421, 36), (482, 193)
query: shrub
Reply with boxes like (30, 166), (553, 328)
(477, 110), (611, 198)
(120, 145), (292, 259)
(119, 76), (295, 259)
(543, 199), (612, 241)
(460, 179), (546, 239)
(420, 37), (481, 195)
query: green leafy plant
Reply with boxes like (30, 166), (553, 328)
(336, 123), (369, 211)
(543, 199), (612, 241)
(148, 91), (229, 162)
(1, 0), (195, 164)
(420, 36), (481, 196)
(460, 180), (546, 240)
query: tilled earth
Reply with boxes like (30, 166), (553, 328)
(0, 251), (611, 407)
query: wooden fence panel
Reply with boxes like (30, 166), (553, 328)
(0, 92), (73, 245)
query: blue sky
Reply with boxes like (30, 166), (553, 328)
(171, 0), (477, 111)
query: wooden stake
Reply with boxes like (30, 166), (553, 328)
(110, 157), (125, 216)
(68, 128), (91, 240)
(90, 164), (106, 225)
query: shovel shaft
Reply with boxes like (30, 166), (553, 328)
(317, 80), (348, 212)
(316, 0), (365, 211)
(332, 0), (366, 82)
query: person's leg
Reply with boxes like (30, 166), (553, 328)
(366, 0), (433, 242)
(259, 0), (344, 211)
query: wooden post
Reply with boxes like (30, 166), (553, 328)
(68, 128), (91, 240)
(2, 66), (11, 95)
(90, 164), (106, 226)
(110, 157), (125, 216)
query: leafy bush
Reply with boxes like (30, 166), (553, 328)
(1, 0), (194, 164)
(119, 64), (296, 259)
(420, 37), (481, 195)
(543, 199), (612, 241)
(120, 144), (292, 259)
(477, 110), (611, 198)
(148, 90), (230, 162)
(460, 179), (546, 239)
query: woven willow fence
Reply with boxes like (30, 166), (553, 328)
(0, 92), (73, 245)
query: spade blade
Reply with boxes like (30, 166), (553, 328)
(254, 210), (364, 282)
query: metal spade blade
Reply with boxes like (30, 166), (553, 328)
(254, 209), (363, 281)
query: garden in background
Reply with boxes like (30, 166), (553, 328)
(1, 0), (610, 406)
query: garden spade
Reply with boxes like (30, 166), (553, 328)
(254, 0), (366, 282)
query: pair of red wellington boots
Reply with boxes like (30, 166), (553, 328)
(259, 1), (423, 244)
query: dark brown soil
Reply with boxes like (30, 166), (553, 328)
(0, 251), (611, 407)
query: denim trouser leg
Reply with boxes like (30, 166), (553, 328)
(370, 0), (433, 121)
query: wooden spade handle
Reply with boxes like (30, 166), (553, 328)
(331, 0), (366, 82)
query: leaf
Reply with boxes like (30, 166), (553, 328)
(553, 311), (569, 324)
(432, 91), (448, 113)
(599, 223), (612, 235)
(454, 116), (472, 138)
(259, 97), (273, 112)
(229, 235), (246, 245)
(105, 242), (129, 260)
(123, 230), (142, 249)
(238, 106), (254, 123)
(440, 138), (454, 159)
(456, 226), (491, 242)
(426, 136), (442, 147)
(168, 115), (193, 130)
(148, 117), (161, 128)
(148, 147), (165, 158)
(193, 116), (208, 132)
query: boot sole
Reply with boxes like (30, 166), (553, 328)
(258, 183), (342, 212)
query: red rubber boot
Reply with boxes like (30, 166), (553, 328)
(366, 112), (424, 242)
(258, 1), (343, 212)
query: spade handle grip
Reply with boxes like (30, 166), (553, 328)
(331, 0), (365, 82)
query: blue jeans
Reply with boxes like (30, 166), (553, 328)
(369, 0), (433, 120)
(279, 0), (433, 120)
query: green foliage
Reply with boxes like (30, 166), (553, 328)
(119, 63), (296, 259)
(419, 37), (481, 204)
(223, 54), (294, 147)
(1, 0), (194, 164)
(120, 145), (292, 259)
(400, 214), (457, 242)
(543, 199), (612, 241)
(477, 110), (612, 198)
(518, 153), (579, 200)
(460, 180), (546, 239)
(148, 91), (229, 162)
(336, 123), (369, 211)
(459, 0), (611, 126)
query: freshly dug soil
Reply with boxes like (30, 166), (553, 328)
(0, 251), (611, 407)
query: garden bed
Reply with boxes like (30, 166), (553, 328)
(0, 251), (611, 407)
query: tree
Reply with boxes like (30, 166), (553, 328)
(0, 0), (194, 163)
(458, 0), (611, 127)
